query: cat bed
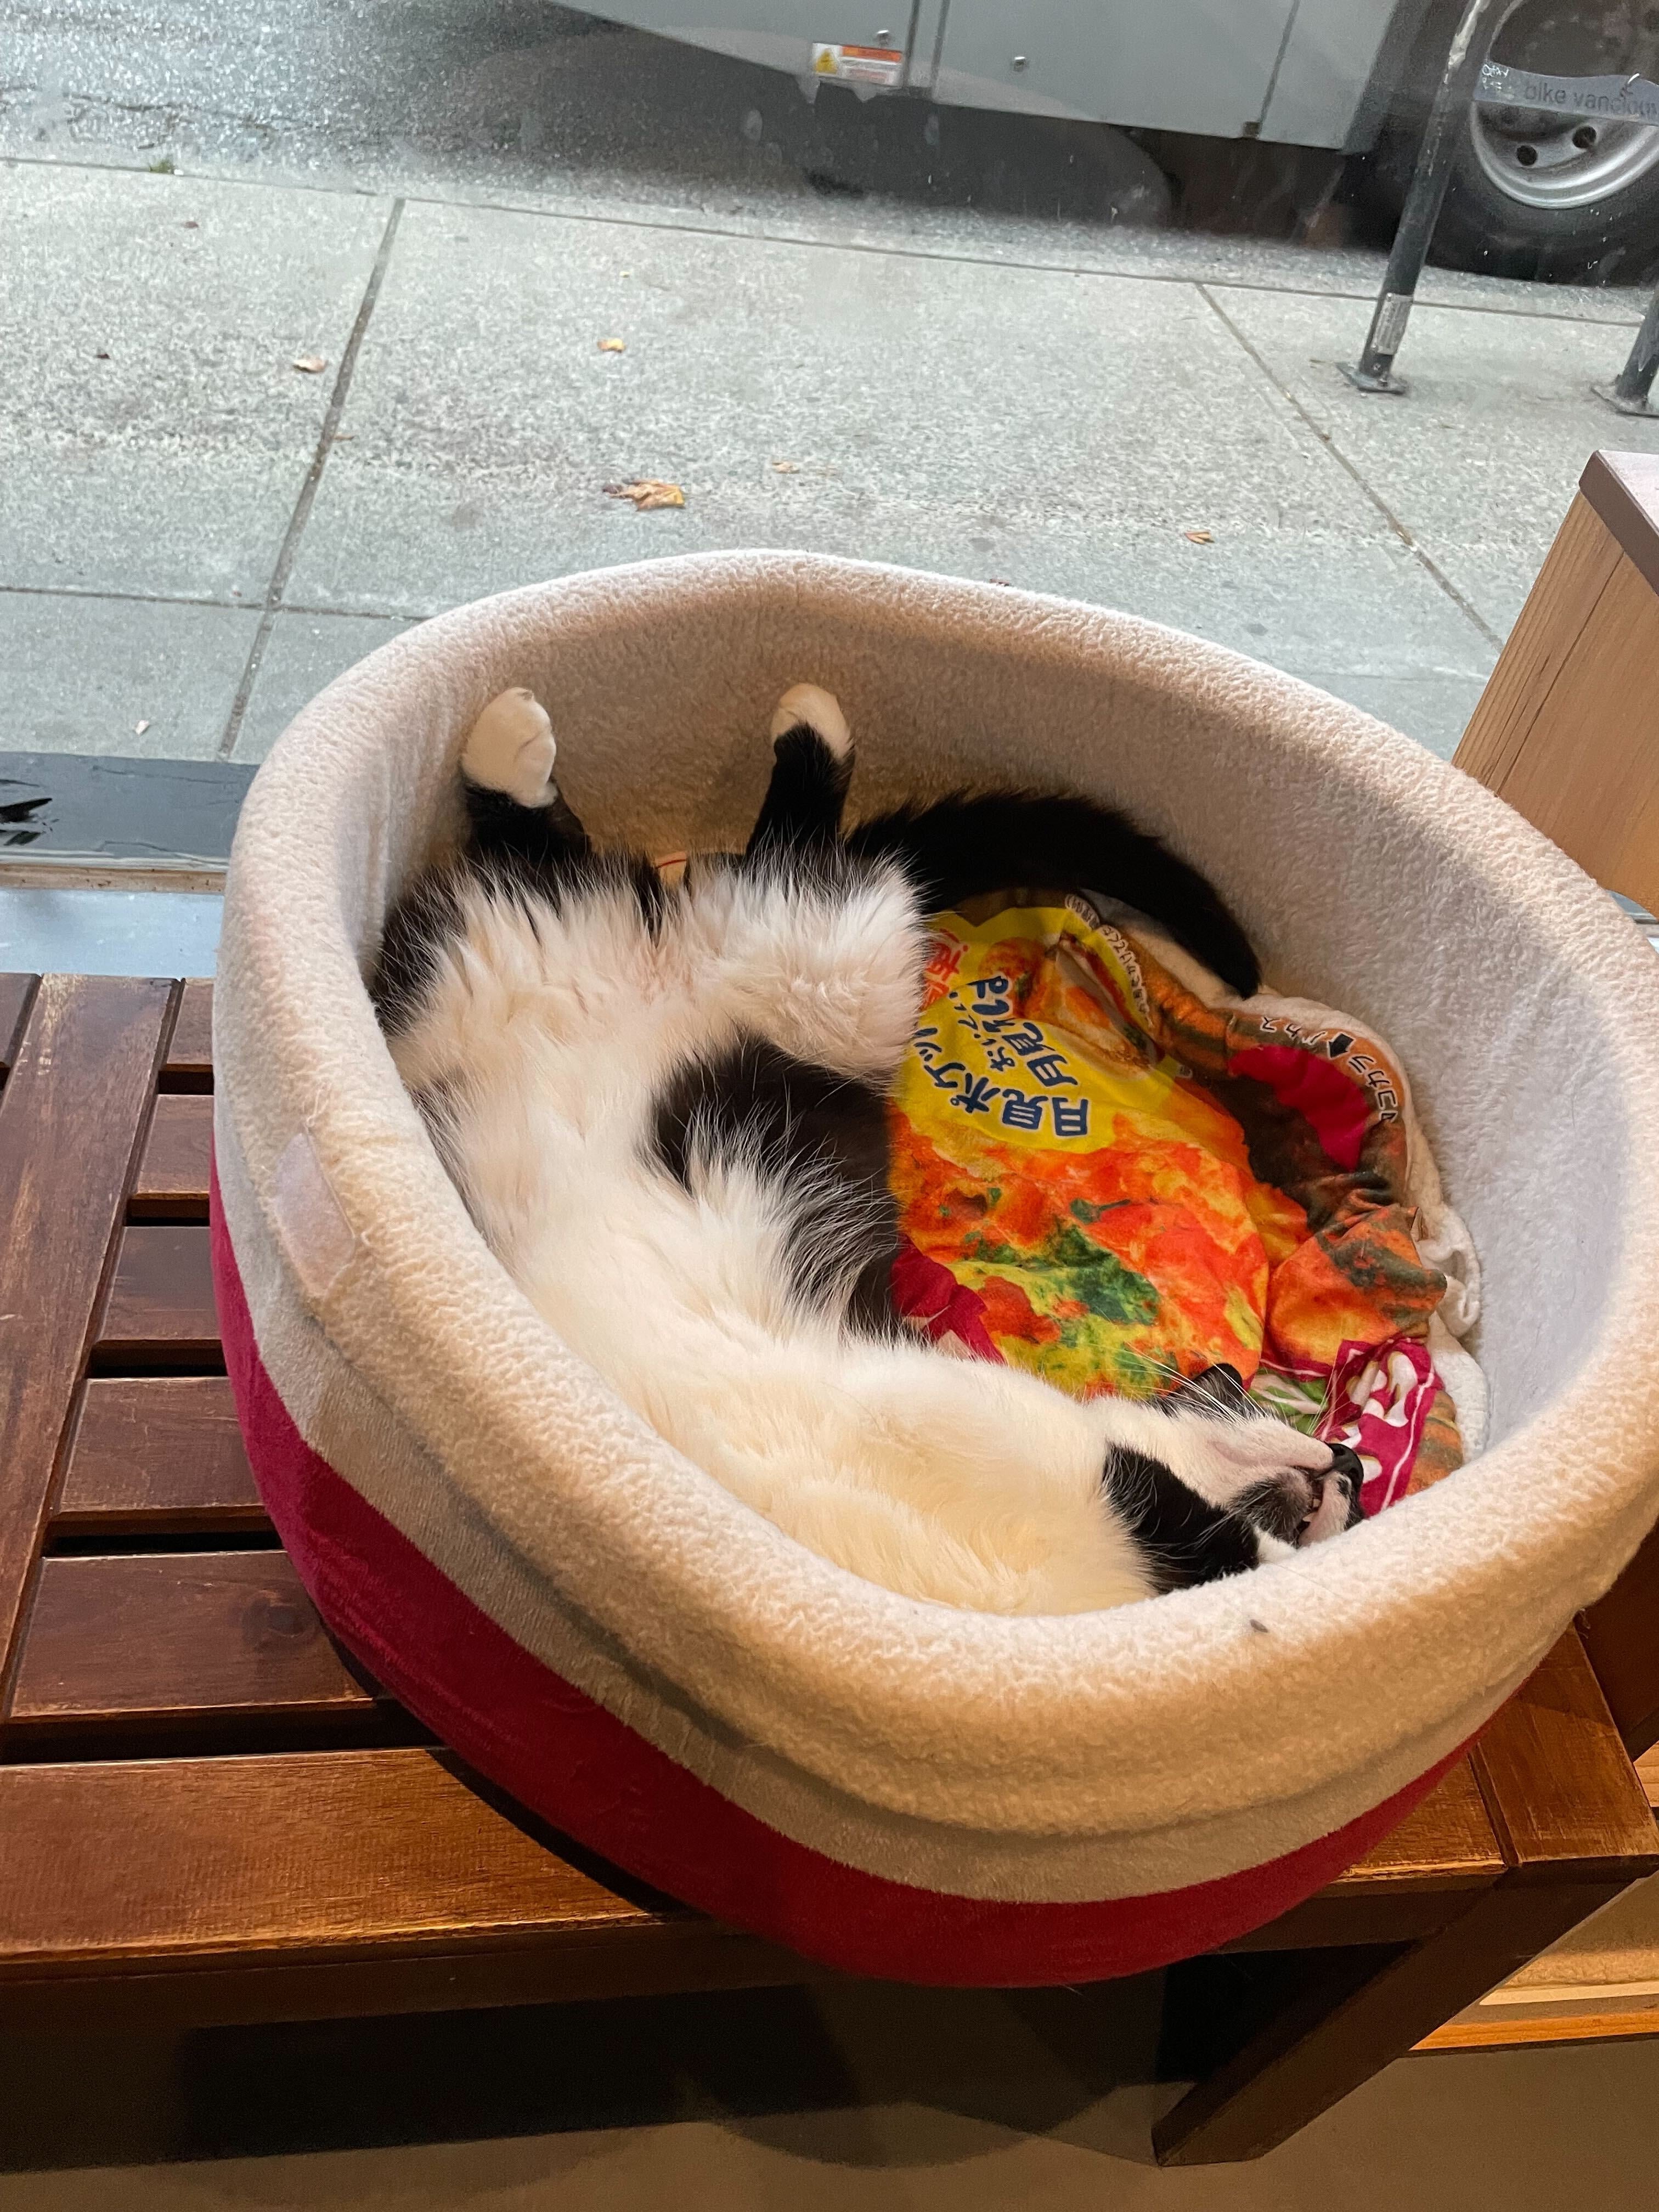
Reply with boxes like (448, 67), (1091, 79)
(211, 552), (1659, 1987)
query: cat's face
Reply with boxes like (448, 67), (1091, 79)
(1100, 1364), (1364, 1595)
(1163, 1363), (1365, 1544)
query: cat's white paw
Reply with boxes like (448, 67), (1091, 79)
(770, 683), (850, 761)
(462, 689), (557, 807)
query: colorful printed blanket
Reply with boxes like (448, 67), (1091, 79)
(888, 896), (1475, 1511)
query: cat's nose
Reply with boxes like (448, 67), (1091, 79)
(1325, 1443), (1365, 1525)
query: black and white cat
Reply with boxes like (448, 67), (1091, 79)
(373, 684), (1362, 1615)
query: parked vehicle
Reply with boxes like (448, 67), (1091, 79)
(574, 1), (1659, 278)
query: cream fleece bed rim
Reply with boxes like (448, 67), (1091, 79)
(215, 551), (1659, 1853)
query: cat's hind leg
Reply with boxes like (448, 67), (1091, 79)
(701, 685), (923, 1082)
(744, 684), (855, 862)
(459, 687), (595, 877)
(373, 689), (597, 1037)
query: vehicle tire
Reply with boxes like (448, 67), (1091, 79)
(1367, 0), (1659, 282)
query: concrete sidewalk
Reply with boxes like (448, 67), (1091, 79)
(4, 148), (1657, 771)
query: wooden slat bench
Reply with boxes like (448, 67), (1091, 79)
(2, 971), (1656, 2166)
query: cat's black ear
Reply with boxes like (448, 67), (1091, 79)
(1163, 1363), (1254, 1419)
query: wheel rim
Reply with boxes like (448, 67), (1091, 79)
(1470, 0), (1659, 212)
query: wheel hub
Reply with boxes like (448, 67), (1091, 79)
(1470, 0), (1659, 211)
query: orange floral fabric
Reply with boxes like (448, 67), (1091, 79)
(889, 899), (1462, 1493)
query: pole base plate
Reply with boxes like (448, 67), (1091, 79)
(1592, 379), (1659, 418)
(1340, 361), (1409, 396)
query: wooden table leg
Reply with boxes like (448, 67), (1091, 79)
(1153, 1630), (1659, 2165)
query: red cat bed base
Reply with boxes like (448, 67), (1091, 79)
(211, 1183), (1460, 1984)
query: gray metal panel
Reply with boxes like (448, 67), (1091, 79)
(572, 1), (1376, 142)
(932, 1), (1299, 134)
(1259, 0), (1401, 146)
(583, 4), (916, 84)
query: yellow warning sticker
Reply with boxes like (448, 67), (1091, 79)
(811, 42), (905, 88)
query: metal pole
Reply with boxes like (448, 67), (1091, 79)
(1342, 0), (1510, 395)
(1593, 284), (1659, 417)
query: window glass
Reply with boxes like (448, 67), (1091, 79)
(3, 1), (1657, 863)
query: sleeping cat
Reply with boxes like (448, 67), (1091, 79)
(373, 683), (1362, 1615)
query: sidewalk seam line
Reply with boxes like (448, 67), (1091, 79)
(0, 581), (426, 622)
(1195, 281), (1503, 653)
(216, 195), (406, 760)
(0, 582), (250, 612)
(0, 150), (1645, 335)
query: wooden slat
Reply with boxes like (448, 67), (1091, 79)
(1418, 2006), (1659, 2052)
(0, 1749), (806, 2027)
(1331, 1756), (1498, 1886)
(0, 977), (176, 1690)
(130, 1092), (211, 1220)
(162, 979), (213, 1083)
(0, 973), (36, 1074)
(1581, 1538), (1659, 1761)
(0, 1922), (815, 2033)
(1471, 1628), (1659, 1877)
(0, 1749), (636, 1969)
(0, 1932), (812, 2034)
(1453, 493), (1624, 791)
(5, 1553), (376, 1737)
(94, 1224), (219, 1366)
(1224, 1758), (1500, 1953)
(53, 1376), (264, 1536)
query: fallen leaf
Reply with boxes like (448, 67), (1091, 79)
(597, 337), (627, 353)
(603, 478), (686, 511)
(291, 353), (327, 374)
(771, 459), (801, 474)
(1183, 528), (1215, 544)
(134, 720), (151, 735)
